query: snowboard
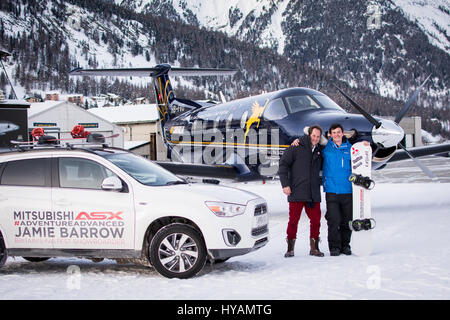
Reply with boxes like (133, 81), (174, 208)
(349, 142), (375, 256)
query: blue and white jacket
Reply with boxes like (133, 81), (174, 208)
(322, 137), (352, 194)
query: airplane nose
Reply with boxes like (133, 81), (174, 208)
(371, 119), (404, 148)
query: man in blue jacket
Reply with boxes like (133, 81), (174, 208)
(322, 123), (354, 256)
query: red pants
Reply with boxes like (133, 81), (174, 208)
(286, 202), (321, 240)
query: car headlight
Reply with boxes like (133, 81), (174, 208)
(205, 201), (246, 217)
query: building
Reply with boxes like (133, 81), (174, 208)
(135, 97), (149, 104)
(66, 94), (84, 106)
(385, 116), (423, 147)
(400, 116), (422, 147)
(25, 96), (42, 103)
(90, 94), (122, 108)
(88, 104), (165, 160)
(45, 91), (60, 101)
(28, 101), (123, 147)
(124, 140), (152, 158)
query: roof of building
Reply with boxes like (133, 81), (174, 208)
(28, 100), (64, 117)
(88, 104), (159, 124)
(0, 99), (31, 108)
(124, 140), (150, 150)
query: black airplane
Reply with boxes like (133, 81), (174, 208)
(69, 64), (450, 181)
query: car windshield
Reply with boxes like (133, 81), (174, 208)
(102, 152), (186, 186)
(312, 94), (345, 111)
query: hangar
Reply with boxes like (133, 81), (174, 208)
(88, 104), (166, 160)
(28, 101), (124, 148)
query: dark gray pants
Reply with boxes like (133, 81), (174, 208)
(325, 193), (353, 251)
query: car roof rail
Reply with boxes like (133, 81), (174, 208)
(65, 142), (110, 149)
(13, 142), (65, 152)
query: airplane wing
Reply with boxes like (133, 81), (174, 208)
(69, 67), (237, 77)
(389, 143), (450, 162)
(154, 161), (259, 181)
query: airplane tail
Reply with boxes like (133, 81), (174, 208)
(70, 64), (236, 127)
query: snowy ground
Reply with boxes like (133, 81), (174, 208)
(1, 156), (450, 300)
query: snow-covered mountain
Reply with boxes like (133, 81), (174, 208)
(392, 0), (450, 53)
(119, 0), (450, 55)
(115, 0), (450, 105)
(115, 0), (291, 54)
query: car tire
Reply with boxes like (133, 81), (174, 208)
(0, 232), (7, 268)
(149, 223), (206, 279)
(22, 257), (50, 262)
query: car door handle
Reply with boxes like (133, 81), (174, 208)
(55, 199), (71, 206)
(0, 195), (7, 201)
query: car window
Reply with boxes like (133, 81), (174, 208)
(59, 157), (116, 190)
(1, 158), (49, 187)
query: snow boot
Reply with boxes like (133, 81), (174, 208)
(284, 238), (296, 258)
(341, 246), (352, 255)
(330, 248), (341, 256)
(309, 238), (324, 257)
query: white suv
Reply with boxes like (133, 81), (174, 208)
(0, 144), (269, 278)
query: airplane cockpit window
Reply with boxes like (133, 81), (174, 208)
(285, 95), (321, 113)
(313, 94), (345, 111)
(263, 98), (288, 121)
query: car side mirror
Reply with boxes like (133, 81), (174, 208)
(101, 176), (123, 191)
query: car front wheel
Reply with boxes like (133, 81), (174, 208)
(149, 224), (206, 279)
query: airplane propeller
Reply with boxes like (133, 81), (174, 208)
(334, 85), (381, 129)
(397, 142), (437, 179)
(394, 74), (431, 124)
(336, 75), (437, 180)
